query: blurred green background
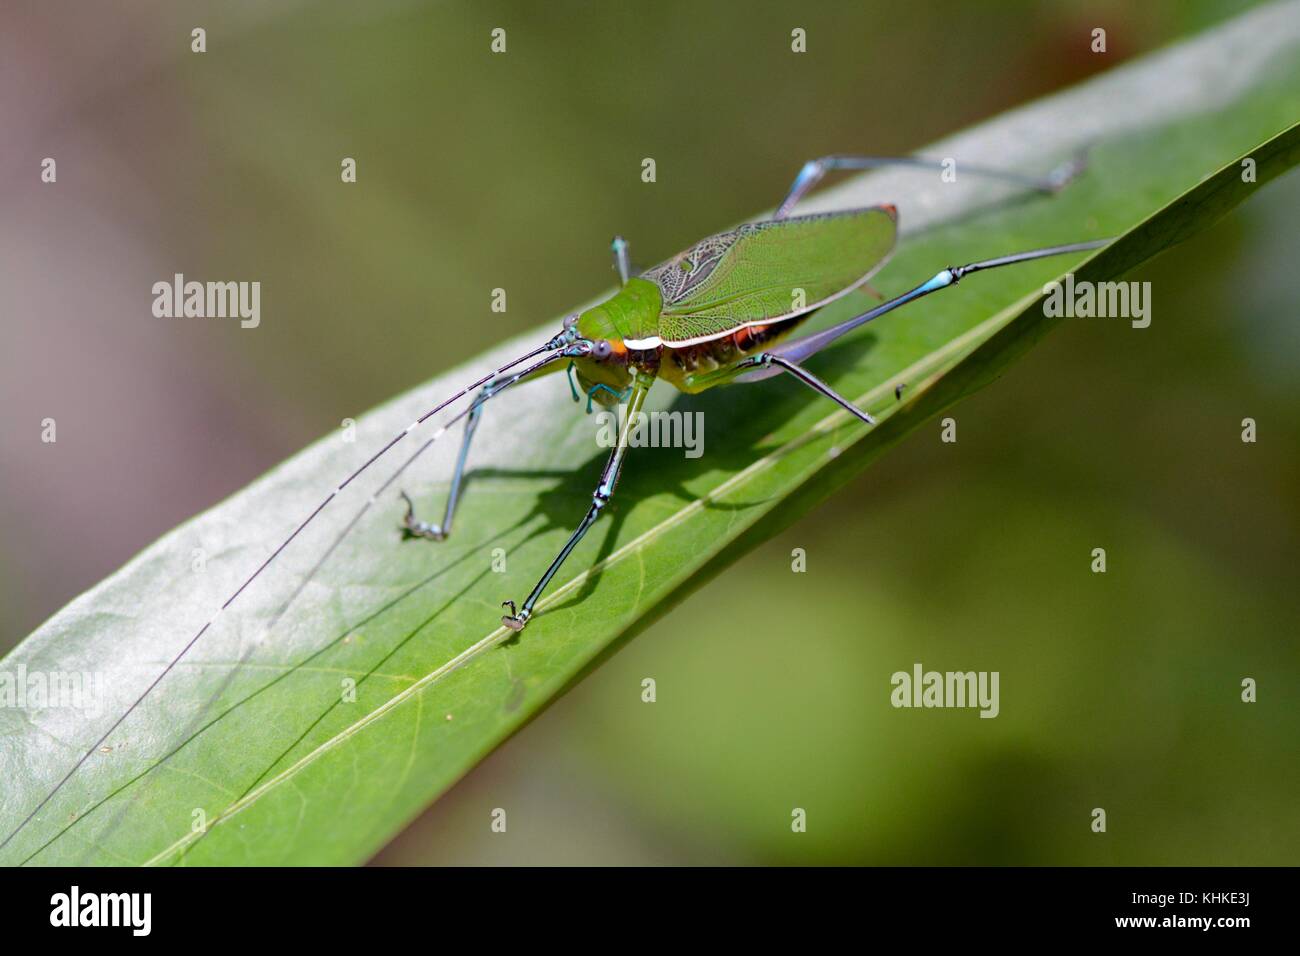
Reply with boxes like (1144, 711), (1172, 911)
(2, 0), (1296, 864)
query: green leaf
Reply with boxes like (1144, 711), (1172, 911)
(3, 4), (1298, 865)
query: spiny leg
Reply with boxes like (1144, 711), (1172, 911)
(773, 151), (1088, 220)
(501, 375), (653, 631)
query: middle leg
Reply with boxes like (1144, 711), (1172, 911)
(501, 373), (654, 631)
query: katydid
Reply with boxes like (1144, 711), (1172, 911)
(0, 152), (1108, 853)
(398, 151), (1105, 630)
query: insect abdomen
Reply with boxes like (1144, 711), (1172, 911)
(660, 315), (806, 391)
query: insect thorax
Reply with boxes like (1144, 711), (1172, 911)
(575, 277), (663, 345)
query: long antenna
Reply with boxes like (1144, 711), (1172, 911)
(0, 336), (573, 855)
(13, 346), (572, 864)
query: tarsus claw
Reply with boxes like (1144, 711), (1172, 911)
(501, 601), (529, 632)
(399, 490), (446, 541)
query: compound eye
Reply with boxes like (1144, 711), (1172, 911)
(563, 313), (579, 329)
(593, 340), (612, 360)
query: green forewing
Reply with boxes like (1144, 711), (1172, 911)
(645, 206), (897, 346)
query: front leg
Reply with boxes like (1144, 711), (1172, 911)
(401, 358), (556, 542)
(400, 393), (485, 541)
(502, 374), (653, 631)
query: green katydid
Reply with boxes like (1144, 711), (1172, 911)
(0, 151), (1111, 854)
(395, 151), (1106, 630)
